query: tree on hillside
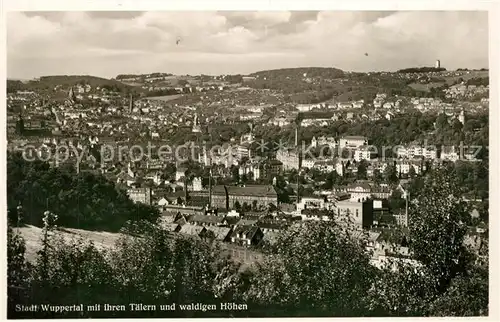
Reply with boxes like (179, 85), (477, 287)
(162, 163), (177, 180)
(7, 227), (31, 317)
(373, 169), (384, 185)
(234, 201), (241, 212)
(408, 169), (473, 293)
(8, 220), (248, 318)
(7, 152), (159, 231)
(245, 220), (376, 316)
(369, 169), (487, 316)
(367, 260), (436, 316)
(357, 160), (368, 180)
(428, 264), (488, 316)
(384, 163), (399, 184)
(110, 228), (246, 314)
(408, 165), (416, 179)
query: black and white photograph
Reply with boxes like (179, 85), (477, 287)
(4, 4), (495, 319)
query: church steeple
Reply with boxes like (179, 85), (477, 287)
(68, 86), (76, 103)
(16, 112), (24, 135)
(192, 112), (201, 133)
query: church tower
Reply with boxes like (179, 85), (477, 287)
(68, 87), (76, 103)
(192, 112), (201, 133)
(458, 110), (465, 125)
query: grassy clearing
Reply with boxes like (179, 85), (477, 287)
(409, 71), (489, 92)
(13, 225), (124, 262)
(408, 83), (445, 91)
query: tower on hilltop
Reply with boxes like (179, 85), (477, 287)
(435, 59), (441, 69)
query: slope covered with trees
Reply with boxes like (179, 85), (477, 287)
(7, 152), (159, 231)
(7, 75), (138, 94)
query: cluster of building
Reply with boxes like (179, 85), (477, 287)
(7, 69), (489, 270)
(444, 84), (489, 99)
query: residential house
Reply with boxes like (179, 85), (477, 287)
(127, 187), (152, 205)
(334, 181), (391, 200)
(296, 104), (317, 112)
(396, 161), (423, 176)
(236, 218), (258, 227)
(205, 226), (232, 242)
(227, 185), (279, 210)
(178, 225), (208, 239)
(338, 102), (353, 109)
(175, 167), (187, 182)
(297, 196), (327, 211)
(301, 158), (315, 169)
(276, 149), (299, 170)
(313, 159), (337, 173)
(158, 211), (180, 231)
(188, 214), (225, 227)
(333, 199), (374, 228)
(230, 226), (264, 246)
(191, 177), (203, 191)
(440, 146), (460, 162)
(339, 136), (368, 149)
(354, 145), (377, 162)
(256, 221), (287, 234)
(190, 185), (228, 209)
(222, 216), (241, 227)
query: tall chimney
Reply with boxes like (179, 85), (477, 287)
(208, 166), (212, 209)
(184, 175), (189, 205)
(296, 171), (300, 206)
(404, 191), (409, 227)
(295, 127), (298, 147)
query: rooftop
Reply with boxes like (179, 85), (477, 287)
(227, 185), (278, 197)
(341, 135), (367, 140)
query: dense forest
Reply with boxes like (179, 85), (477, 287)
(244, 68), (454, 104)
(7, 76), (136, 94)
(465, 77), (489, 86)
(6, 80), (26, 93)
(247, 109), (488, 149)
(250, 67), (345, 79)
(7, 152), (159, 231)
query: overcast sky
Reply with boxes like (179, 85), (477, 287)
(7, 11), (489, 79)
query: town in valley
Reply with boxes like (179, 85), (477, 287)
(6, 10), (490, 318)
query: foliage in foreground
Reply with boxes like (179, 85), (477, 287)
(7, 169), (488, 318)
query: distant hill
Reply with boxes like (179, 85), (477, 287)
(6, 80), (26, 93)
(245, 67), (424, 103)
(38, 75), (137, 90)
(115, 72), (173, 80)
(250, 67), (345, 79)
(397, 67), (447, 73)
(244, 67), (346, 102)
(7, 75), (140, 93)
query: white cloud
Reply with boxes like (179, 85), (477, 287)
(7, 10), (489, 79)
